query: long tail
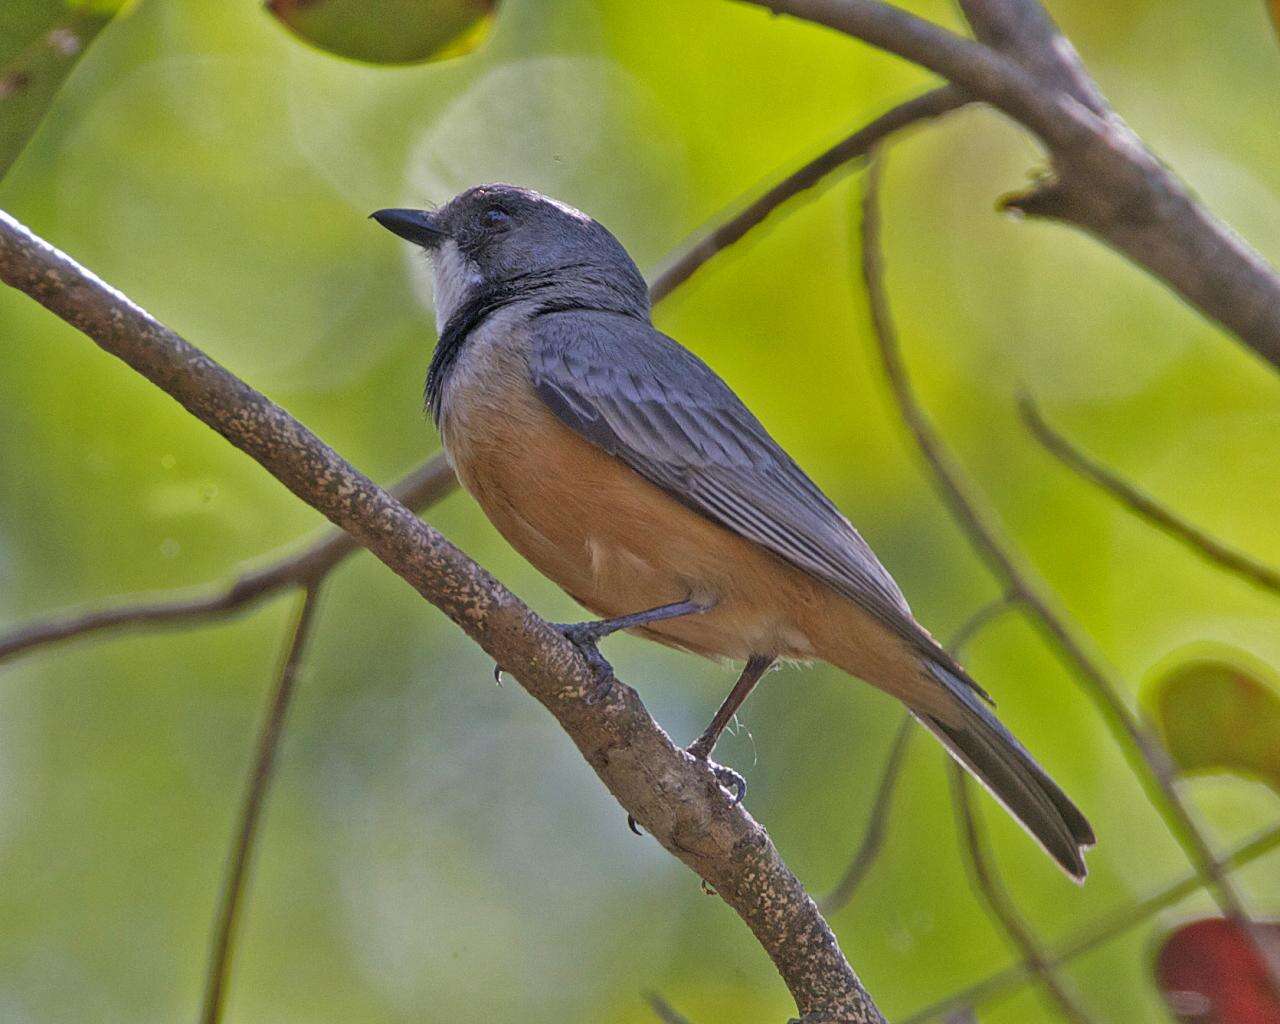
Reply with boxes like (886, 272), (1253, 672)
(916, 661), (1095, 881)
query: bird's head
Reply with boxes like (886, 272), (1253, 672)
(372, 184), (649, 328)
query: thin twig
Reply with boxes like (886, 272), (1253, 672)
(857, 152), (1267, 970)
(1020, 395), (1280, 597)
(949, 763), (1096, 1024)
(0, 88), (968, 671)
(0, 210), (885, 1024)
(649, 85), (970, 302)
(200, 585), (322, 1024)
(0, 456), (455, 664)
(822, 591), (1017, 914)
(946, 592), (1021, 657)
(822, 712), (914, 913)
(900, 820), (1280, 1022)
(646, 992), (696, 1024)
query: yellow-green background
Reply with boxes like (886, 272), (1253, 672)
(1, 1), (1278, 1021)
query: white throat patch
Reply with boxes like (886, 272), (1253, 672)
(430, 239), (483, 331)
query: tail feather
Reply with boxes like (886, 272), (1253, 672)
(919, 662), (1095, 881)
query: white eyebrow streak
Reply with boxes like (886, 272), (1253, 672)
(540, 195), (592, 224)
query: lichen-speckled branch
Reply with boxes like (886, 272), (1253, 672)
(0, 209), (884, 1023)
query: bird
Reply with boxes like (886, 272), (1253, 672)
(371, 184), (1095, 880)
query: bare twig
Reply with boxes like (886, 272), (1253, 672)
(649, 84), (970, 302)
(742, 0), (1280, 369)
(0, 457), (455, 665)
(822, 590), (1018, 914)
(821, 712), (914, 913)
(1020, 396), (1280, 597)
(0, 211), (884, 1022)
(857, 153), (1267, 975)
(647, 992), (697, 1024)
(901, 820), (1280, 1022)
(200, 585), (322, 1024)
(946, 592), (1021, 657)
(949, 764), (1096, 1024)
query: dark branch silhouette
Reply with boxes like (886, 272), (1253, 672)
(649, 84), (970, 302)
(200, 585), (322, 1024)
(1021, 396), (1280, 597)
(821, 712), (914, 914)
(950, 764), (1096, 1024)
(0, 457), (455, 664)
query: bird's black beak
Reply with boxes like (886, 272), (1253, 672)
(370, 208), (449, 248)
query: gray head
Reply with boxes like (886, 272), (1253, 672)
(372, 184), (650, 329)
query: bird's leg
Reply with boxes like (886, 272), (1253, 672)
(687, 654), (775, 805)
(553, 597), (713, 703)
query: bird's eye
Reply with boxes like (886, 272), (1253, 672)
(483, 207), (511, 230)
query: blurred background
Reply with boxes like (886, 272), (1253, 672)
(1, 1), (1278, 1021)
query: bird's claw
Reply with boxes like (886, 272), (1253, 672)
(686, 741), (746, 805)
(554, 622), (616, 704)
(707, 761), (747, 805)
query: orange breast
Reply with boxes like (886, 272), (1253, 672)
(436, 326), (943, 711)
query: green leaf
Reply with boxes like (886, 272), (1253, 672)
(0, 1), (125, 178)
(1148, 656), (1280, 792)
(265, 0), (496, 65)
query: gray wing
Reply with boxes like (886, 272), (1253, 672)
(528, 310), (948, 664)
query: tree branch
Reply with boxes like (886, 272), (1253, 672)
(821, 712), (914, 914)
(0, 212), (883, 1022)
(741, 0), (1280, 370)
(201, 585), (322, 1024)
(954, 0), (1107, 116)
(949, 764), (1096, 1024)
(1020, 395), (1280, 598)
(900, 820), (1280, 1022)
(647, 992), (698, 1024)
(857, 152), (1271, 978)
(0, 456), (455, 664)
(649, 84), (970, 302)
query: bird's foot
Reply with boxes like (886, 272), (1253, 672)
(553, 621), (616, 704)
(706, 760), (747, 805)
(687, 737), (746, 806)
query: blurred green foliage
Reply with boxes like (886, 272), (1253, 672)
(0, 1), (1277, 1022)
(0, 0), (126, 176)
(265, 0), (494, 66)
(1148, 655), (1280, 795)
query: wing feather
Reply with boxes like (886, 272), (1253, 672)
(528, 310), (981, 691)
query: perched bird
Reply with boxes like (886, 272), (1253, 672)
(372, 185), (1094, 879)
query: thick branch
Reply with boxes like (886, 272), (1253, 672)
(0, 211), (882, 1022)
(741, 0), (1280, 369)
(955, 0), (1107, 116)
